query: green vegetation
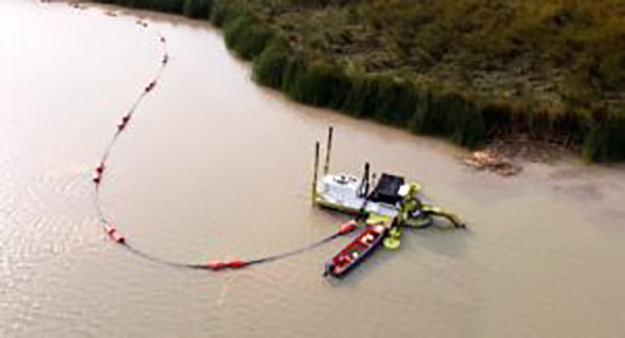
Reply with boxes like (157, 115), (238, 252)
(97, 0), (183, 13)
(94, 0), (625, 161)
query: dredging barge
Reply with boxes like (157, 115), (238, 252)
(313, 127), (466, 278)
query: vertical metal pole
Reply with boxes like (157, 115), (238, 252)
(364, 162), (370, 196)
(323, 126), (333, 175)
(312, 142), (320, 205)
(371, 173), (377, 193)
(358, 162), (370, 198)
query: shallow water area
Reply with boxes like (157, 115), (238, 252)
(1, 1), (625, 337)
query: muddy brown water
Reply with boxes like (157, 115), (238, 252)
(1, 1), (625, 337)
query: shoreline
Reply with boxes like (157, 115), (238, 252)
(88, 0), (625, 162)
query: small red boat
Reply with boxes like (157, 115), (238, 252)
(324, 224), (387, 277)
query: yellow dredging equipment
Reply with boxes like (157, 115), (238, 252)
(312, 127), (466, 249)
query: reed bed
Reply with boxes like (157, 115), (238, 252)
(94, 0), (625, 161)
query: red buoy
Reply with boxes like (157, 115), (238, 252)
(111, 231), (125, 243)
(339, 221), (357, 235)
(228, 259), (248, 269)
(206, 260), (227, 270)
(96, 164), (105, 174)
(117, 115), (131, 130)
(103, 223), (124, 243)
(145, 81), (156, 92)
(92, 172), (101, 184)
(104, 223), (116, 234)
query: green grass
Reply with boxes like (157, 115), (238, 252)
(92, 0), (625, 161)
(584, 109), (625, 161)
(223, 14), (274, 60)
(183, 0), (211, 19)
(98, 0), (184, 13)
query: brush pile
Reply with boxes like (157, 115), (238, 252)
(464, 150), (522, 177)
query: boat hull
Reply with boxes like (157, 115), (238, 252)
(315, 194), (399, 218)
(324, 225), (387, 278)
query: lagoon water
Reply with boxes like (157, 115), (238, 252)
(1, 1), (625, 337)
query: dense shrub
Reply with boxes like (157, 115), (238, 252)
(92, 0), (625, 161)
(224, 15), (274, 60)
(584, 110), (625, 161)
(182, 0), (212, 19)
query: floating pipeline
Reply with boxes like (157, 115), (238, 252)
(83, 6), (363, 272)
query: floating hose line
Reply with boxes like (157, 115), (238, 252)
(90, 13), (356, 272)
